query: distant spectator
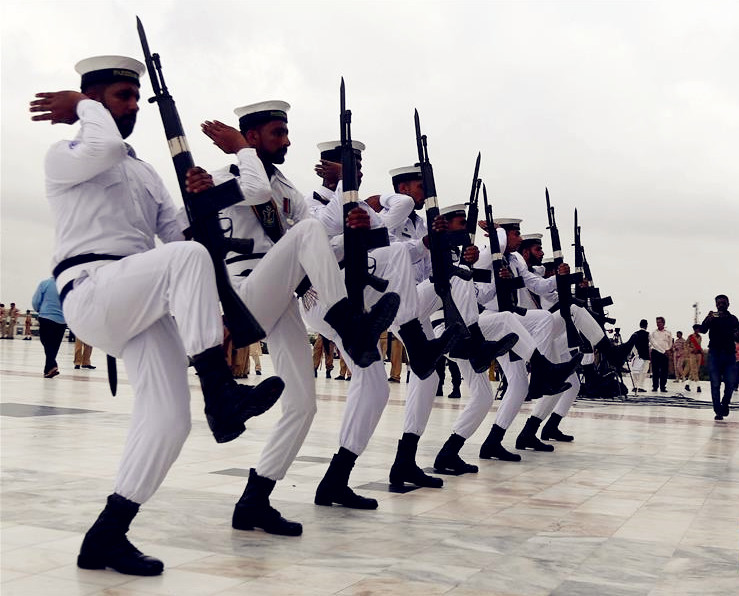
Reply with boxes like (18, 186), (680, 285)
(3, 302), (19, 339)
(698, 294), (739, 421)
(629, 319), (650, 392)
(649, 317), (673, 393)
(32, 278), (67, 378)
(673, 331), (687, 382)
(23, 310), (33, 340)
(74, 338), (95, 369)
(684, 324), (703, 393)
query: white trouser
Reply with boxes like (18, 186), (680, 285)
(532, 373), (580, 420)
(400, 275), (480, 436)
(237, 219), (346, 480)
(370, 243), (417, 328)
(550, 304), (604, 356)
(631, 355), (649, 389)
(444, 312), (528, 438)
(492, 353), (529, 429)
(62, 241), (222, 503)
(531, 330), (582, 421)
(514, 309), (557, 360)
(301, 299), (388, 455)
(479, 311), (536, 361)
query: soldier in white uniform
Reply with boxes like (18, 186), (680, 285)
(301, 141), (456, 509)
(372, 168), (517, 488)
(201, 108), (398, 534)
(30, 56), (283, 577)
(512, 233), (631, 446)
(429, 207), (578, 471)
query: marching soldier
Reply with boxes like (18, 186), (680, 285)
(30, 55), (283, 576)
(201, 108), (399, 533)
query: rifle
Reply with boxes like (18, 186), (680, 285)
(339, 78), (389, 313)
(573, 210), (615, 325)
(462, 153), (491, 284)
(136, 17), (263, 347)
(414, 109), (470, 340)
(482, 184), (526, 315)
(545, 188), (582, 348)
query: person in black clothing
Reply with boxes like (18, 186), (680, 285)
(698, 294), (739, 420)
(630, 319), (650, 392)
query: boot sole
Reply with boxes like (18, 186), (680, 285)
(77, 555), (163, 576)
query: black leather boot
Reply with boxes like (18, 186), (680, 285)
(527, 350), (581, 400)
(515, 417), (555, 451)
(77, 494), (163, 576)
(450, 325), (518, 374)
(479, 424), (521, 461)
(324, 295), (400, 368)
(541, 413), (574, 442)
(314, 447), (378, 509)
(389, 433), (443, 488)
(434, 434), (478, 474)
(398, 319), (461, 380)
(232, 469), (302, 536)
(192, 347), (283, 443)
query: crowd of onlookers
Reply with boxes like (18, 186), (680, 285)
(627, 295), (739, 420)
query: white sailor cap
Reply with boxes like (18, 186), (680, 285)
(234, 100), (290, 130)
(519, 233), (543, 249)
(440, 204), (467, 219)
(493, 218), (522, 231)
(389, 165), (422, 184)
(317, 140), (365, 160)
(75, 55), (145, 91)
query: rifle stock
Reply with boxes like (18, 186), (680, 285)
(136, 17), (264, 347)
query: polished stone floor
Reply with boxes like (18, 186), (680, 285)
(1, 338), (737, 595)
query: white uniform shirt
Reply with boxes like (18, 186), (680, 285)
(212, 148), (310, 277)
(46, 99), (184, 289)
(382, 196), (430, 283)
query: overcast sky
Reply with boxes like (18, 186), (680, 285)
(2, 0), (737, 337)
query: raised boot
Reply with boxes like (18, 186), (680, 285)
(527, 350), (581, 400)
(541, 413), (574, 442)
(595, 337), (633, 370)
(314, 448), (378, 509)
(192, 347), (283, 443)
(450, 324), (519, 374)
(389, 433), (443, 488)
(232, 469), (302, 536)
(515, 417), (555, 452)
(479, 424), (521, 461)
(77, 493), (163, 576)
(324, 295), (400, 368)
(434, 433), (479, 474)
(398, 318), (462, 380)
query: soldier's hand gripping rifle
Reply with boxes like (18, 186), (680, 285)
(340, 79), (389, 313)
(414, 110), (470, 340)
(482, 184), (526, 315)
(462, 153), (491, 283)
(137, 18), (263, 347)
(573, 210), (615, 325)
(546, 188), (582, 349)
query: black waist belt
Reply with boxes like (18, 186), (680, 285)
(53, 253), (125, 397)
(53, 253), (124, 304)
